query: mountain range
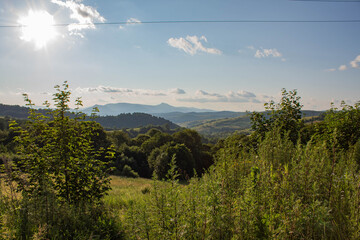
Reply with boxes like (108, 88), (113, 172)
(1, 102), (325, 138)
(82, 102), (214, 116)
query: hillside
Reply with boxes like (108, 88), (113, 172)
(94, 113), (179, 130)
(153, 111), (248, 124)
(185, 115), (252, 138)
(0, 103), (47, 119)
(185, 110), (325, 138)
(0, 103), (179, 130)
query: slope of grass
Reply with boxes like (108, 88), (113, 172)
(104, 176), (153, 213)
(184, 115), (252, 137)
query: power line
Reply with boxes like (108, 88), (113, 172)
(292, 0), (360, 2)
(1, 19), (360, 28)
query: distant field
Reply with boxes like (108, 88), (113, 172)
(182, 115), (252, 138)
(104, 176), (184, 217)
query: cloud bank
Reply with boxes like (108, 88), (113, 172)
(76, 86), (186, 96)
(75, 86), (263, 104)
(167, 35), (222, 55)
(178, 90), (259, 103)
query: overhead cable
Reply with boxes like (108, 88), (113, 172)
(1, 19), (360, 28)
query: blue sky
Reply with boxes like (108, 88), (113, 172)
(0, 0), (359, 111)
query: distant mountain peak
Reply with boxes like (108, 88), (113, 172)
(158, 102), (171, 106)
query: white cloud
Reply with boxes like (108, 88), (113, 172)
(350, 54), (360, 68)
(261, 95), (274, 99)
(167, 35), (222, 55)
(254, 48), (282, 58)
(327, 54), (360, 72)
(126, 18), (141, 24)
(196, 90), (223, 98)
(178, 90), (258, 103)
(170, 88), (186, 95)
(51, 0), (105, 36)
(338, 65), (347, 71)
(235, 90), (256, 98)
(119, 18), (142, 30)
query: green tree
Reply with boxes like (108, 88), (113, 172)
(148, 142), (194, 179)
(250, 88), (304, 144)
(11, 82), (113, 205)
(130, 133), (150, 146)
(173, 129), (213, 174)
(140, 131), (172, 154)
(108, 130), (131, 148)
(322, 101), (360, 150)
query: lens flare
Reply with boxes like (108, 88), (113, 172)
(18, 10), (57, 49)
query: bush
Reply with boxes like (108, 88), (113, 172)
(121, 165), (139, 178)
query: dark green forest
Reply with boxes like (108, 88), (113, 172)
(0, 103), (179, 131)
(1, 84), (360, 239)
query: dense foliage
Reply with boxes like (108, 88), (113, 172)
(107, 128), (214, 179)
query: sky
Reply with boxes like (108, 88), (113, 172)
(0, 0), (359, 112)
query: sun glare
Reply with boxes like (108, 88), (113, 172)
(18, 10), (58, 49)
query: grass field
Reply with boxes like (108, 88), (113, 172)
(105, 176), (152, 208)
(103, 175), (161, 224)
(104, 175), (184, 221)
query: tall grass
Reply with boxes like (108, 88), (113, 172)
(122, 129), (360, 239)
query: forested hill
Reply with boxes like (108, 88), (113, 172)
(0, 103), (179, 130)
(153, 111), (248, 124)
(93, 113), (179, 130)
(0, 103), (48, 119)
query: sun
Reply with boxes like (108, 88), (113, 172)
(18, 10), (58, 49)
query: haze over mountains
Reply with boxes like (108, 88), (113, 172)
(1, 102), (324, 138)
(82, 102), (248, 124)
(83, 102), (324, 124)
(82, 102), (214, 116)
